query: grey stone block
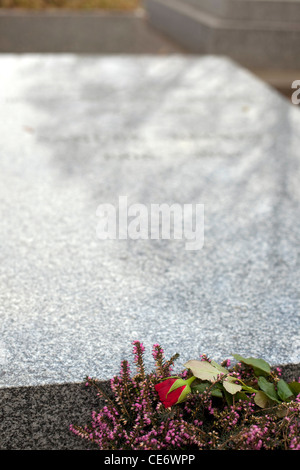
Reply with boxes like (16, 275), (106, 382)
(183, 0), (300, 22)
(145, 0), (300, 68)
(0, 9), (183, 53)
(0, 55), (299, 395)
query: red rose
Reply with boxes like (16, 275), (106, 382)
(155, 376), (195, 408)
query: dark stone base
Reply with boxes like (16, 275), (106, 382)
(0, 381), (104, 450)
(1, 363), (299, 450)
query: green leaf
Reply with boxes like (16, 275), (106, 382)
(223, 389), (233, 406)
(254, 391), (271, 408)
(223, 377), (242, 395)
(184, 360), (221, 382)
(210, 360), (228, 374)
(276, 406), (289, 418)
(257, 376), (280, 403)
(211, 387), (223, 398)
(288, 381), (300, 396)
(192, 382), (210, 394)
(192, 382), (223, 398)
(235, 391), (250, 402)
(238, 381), (258, 394)
(277, 379), (294, 402)
(233, 354), (271, 376)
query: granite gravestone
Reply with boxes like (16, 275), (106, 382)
(0, 55), (299, 393)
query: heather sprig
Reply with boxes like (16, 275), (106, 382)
(70, 342), (300, 450)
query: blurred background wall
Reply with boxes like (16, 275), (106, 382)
(0, 0), (299, 98)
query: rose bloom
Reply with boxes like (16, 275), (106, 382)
(155, 377), (194, 408)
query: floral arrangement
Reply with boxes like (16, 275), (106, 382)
(70, 341), (300, 450)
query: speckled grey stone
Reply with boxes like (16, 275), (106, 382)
(0, 381), (103, 449)
(0, 55), (299, 392)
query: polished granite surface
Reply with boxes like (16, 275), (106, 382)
(0, 55), (299, 388)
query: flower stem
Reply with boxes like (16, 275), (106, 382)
(186, 376), (196, 386)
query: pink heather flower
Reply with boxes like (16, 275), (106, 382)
(152, 344), (164, 359)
